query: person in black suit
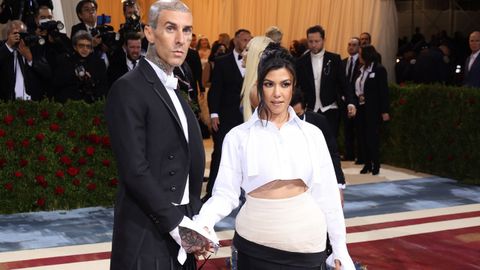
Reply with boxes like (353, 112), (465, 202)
(53, 30), (107, 103)
(70, 0), (98, 38)
(354, 45), (390, 175)
(360, 32), (382, 63)
(105, 1), (210, 270)
(185, 48), (204, 95)
(0, 20), (51, 101)
(107, 32), (142, 87)
(205, 29), (252, 200)
(464, 31), (480, 88)
(342, 37), (361, 162)
(296, 25), (356, 138)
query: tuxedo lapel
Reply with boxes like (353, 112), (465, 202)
(229, 53), (243, 81)
(305, 54), (316, 93)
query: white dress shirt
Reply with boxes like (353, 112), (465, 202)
(196, 106), (355, 269)
(146, 59), (191, 264)
(6, 43), (31, 100)
(311, 49), (338, 112)
(468, 50), (479, 71)
(355, 63), (374, 105)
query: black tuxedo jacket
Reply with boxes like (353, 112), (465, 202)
(70, 23), (88, 39)
(105, 58), (205, 270)
(358, 63), (389, 124)
(208, 52), (243, 127)
(0, 41), (51, 101)
(185, 48), (204, 93)
(296, 50), (352, 111)
(174, 60), (198, 106)
(464, 54), (480, 88)
(342, 56), (360, 91)
(304, 111), (345, 184)
(107, 49), (129, 87)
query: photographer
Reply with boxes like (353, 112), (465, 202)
(118, 0), (147, 52)
(53, 30), (107, 103)
(107, 32), (142, 87)
(0, 20), (51, 101)
(0, 0), (39, 32)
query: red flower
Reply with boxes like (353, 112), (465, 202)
(36, 198), (46, 207)
(55, 170), (65, 178)
(468, 97), (475, 105)
(54, 185), (65, 195)
(6, 140), (15, 151)
(56, 111), (65, 119)
(40, 109), (49, 119)
(67, 130), (76, 138)
(60, 155), (72, 166)
(4, 182), (13, 191)
(0, 158), (6, 168)
(38, 155), (47, 162)
(22, 139), (30, 148)
(87, 182), (97, 191)
(398, 98), (406, 105)
(54, 145), (65, 154)
(72, 146), (79, 153)
(85, 146), (95, 156)
(3, 114), (14, 125)
(86, 169), (95, 178)
(67, 167), (79, 176)
(19, 159), (28, 167)
(92, 116), (102, 126)
(426, 155), (433, 161)
(17, 108), (26, 117)
(35, 133), (46, 142)
(447, 155), (455, 161)
(102, 136), (110, 147)
(72, 178), (81, 186)
(0, 129), (5, 137)
(102, 159), (110, 167)
(14, 171), (23, 178)
(26, 118), (35, 126)
(88, 134), (101, 144)
(49, 123), (60, 132)
(109, 178), (118, 187)
(78, 157), (87, 165)
(35, 175), (48, 188)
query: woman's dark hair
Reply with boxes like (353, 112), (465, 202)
(208, 43), (226, 62)
(256, 43), (296, 122)
(360, 45), (378, 66)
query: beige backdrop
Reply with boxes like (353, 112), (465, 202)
(95, 0), (398, 81)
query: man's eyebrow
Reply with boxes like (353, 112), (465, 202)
(164, 21), (192, 29)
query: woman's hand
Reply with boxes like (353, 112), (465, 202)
(334, 259), (342, 270)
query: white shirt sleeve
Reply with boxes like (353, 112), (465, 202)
(309, 129), (355, 270)
(169, 216), (190, 265)
(194, 131), (243, 230)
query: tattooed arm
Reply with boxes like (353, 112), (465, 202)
(179, 226), (212, 255)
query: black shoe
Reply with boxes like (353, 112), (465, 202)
(360, 166), (371, 174)
(372, 164), (380, 175)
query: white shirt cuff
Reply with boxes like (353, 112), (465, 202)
(338, 184), (346, 189)
(210, 113), (219, 118)
(168, 216), (190, 265)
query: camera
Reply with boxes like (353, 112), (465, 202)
(74, 64), (96, 99)
(74, 64), (87, 79)
(123, 13), (141, 33)
(19, 32), (45, 47)
(39, 20), (64, 34)
(90, 25), (120, 49)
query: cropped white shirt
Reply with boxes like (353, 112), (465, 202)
(196, 106), (355, 269)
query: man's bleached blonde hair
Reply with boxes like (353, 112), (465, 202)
(148, 0), (190, 29)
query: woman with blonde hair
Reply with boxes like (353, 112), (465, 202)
(240, 36), (273, 121)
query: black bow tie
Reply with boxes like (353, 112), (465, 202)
(237, 54), (243, 60)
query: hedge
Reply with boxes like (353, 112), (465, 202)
(0, 85), (478, 213)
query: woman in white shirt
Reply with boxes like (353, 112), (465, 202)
(196, 45), (355, 270)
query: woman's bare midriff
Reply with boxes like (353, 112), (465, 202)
(248, 179), (307, 199)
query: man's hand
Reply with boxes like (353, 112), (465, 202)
(382, 113), (390, 122)
(6, 31), (20, 48)
(347, 104), (356, 118)
(17, 41), (33, 62)
(211, 117), (220, 132)
(179, 226), (211, 255)
(334, 259), (341, 270)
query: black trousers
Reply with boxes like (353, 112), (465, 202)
(357, 105), (381, 167)
(238, 250), (326, 270)
(317, 108), (340, 138)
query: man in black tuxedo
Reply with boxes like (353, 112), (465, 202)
(464, 31), (480, 88)
(70, 0), (98, 38)
(360, 32), (382, 63)
(296, 25), (355, 138)
(205, 29), (251, 200)
(0, 20), (51, 101)
(107, 32), (142, 87)
(105, 1), (209, 270)
(342, 37), (361, 162)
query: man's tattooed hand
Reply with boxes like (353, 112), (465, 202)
(179, 226), (209, 254)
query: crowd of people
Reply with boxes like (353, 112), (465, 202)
(1, 0), (479, 269)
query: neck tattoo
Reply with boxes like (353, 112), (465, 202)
(146, 44), (174, 75)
